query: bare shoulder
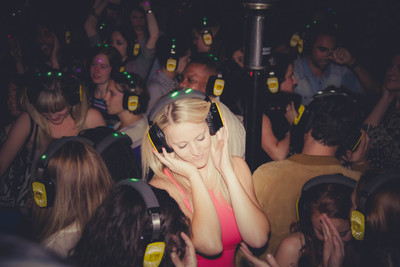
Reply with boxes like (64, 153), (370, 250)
(275, 232), (304, 265)
(86, 108), (106, 128)
(149, 176), (193, 218)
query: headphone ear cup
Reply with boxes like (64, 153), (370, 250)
(166, 57), (178, 72)
(143, 241), (165, 266)
(206, 75), (225, 97)
(148, 124), (174, 153)
(202, 29), (213, 46)
(267, 76), (279, 93)
(124, 94), (139, 112)
(32, 180), (55, 208)
(206, 102), (224, 135)
(351, 209), (365, 241)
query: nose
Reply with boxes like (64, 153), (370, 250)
(179, 78), (188, 88)
(189, 143), (200, 156)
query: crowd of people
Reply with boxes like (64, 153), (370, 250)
(0, 0), (399, 266)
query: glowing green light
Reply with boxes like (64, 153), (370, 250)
(57, 72), (62, 77)
(313, 20), (317, 24)
(127, 75), (131, 79)
(129, 178), (140, 182)
(97, 43), (101, 47)
(41, 154), (47, 160)
(209, 54), (213, 57)
(214, 57), (218, 61)
(104, 44), (109, 47)
(38, 73), (42, 77)
(121, 132), (126, 135)
(172, 44), (176, 49)
(185, 88), (192, 94)
(123, 71), (128, 75)
(306, 24), (310, 28)
(47, 72), (52, 76)
(172, 38), (176, 42)
(130, 81), (134, 84)
(170, 91), (179, 98)
(113, 133), (119, 137)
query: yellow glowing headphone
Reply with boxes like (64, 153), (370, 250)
(115, 179), (165, 267)
(351, 169), (400, 241)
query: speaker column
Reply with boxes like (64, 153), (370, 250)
(242, 0), (277, 171)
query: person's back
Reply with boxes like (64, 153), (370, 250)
(252, 87), (363, 258)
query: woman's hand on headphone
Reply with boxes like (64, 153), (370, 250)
(211, 125), (232, 176)
(152, 147), (197, 178)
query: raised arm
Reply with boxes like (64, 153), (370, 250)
(212, 127), (270, 248)
(140, 1), (159, 50)
(331, 47), (380, 95)
(84, 0), (108, 39)
(261, 102), (297, 161)
(364, 86), (395, 127)
(0, 113), (32, 176)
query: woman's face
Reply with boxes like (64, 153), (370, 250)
(311, 211), (352, 243)
(104, 80), (124, 115)
(164, 122), (211, 169)
(280, 64), (298, 93)
(110, 31), (128, 59)
(384, 54), (400, 91)
(90, 53), (112, 85)
(42, 106), (71, 125)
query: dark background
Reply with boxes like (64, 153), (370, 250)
(0, 0), (399, 128)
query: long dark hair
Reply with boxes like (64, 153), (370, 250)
(292, 182), (353, 267)
(69, 185), (190, 267)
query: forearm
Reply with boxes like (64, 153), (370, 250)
(364, 94), (393, 126)
(189, 173), (223, 255)
(350, 60), (380, 95)
(222, 168), (269, 248)
(262, 133), (290, 161)
(144, 10), (159, 50)
(84, 0), (107, 37)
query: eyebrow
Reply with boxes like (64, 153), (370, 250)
(172, 129), (206, 145)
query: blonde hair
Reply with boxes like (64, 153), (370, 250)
(33, 140), (113, 242)
(142, 98), (231, 203)
(27, 78), (89, 150)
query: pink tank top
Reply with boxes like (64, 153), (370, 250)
(164, 169), (242, 267)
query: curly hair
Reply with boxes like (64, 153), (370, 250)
(69, 185), (190, 267)
(308, 86), (362, 147)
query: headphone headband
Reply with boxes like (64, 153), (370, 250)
(116, 179), (161, 241)
(148, 89), (209, 123)
(297, 174), (356, 221)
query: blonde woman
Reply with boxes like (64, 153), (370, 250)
(32, 137), (113, 258)
(142, 89), (269, 267)
(0, 72), (104, 214)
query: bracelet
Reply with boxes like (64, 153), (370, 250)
(91, 8), (100, 19)
(146, 9), (153, 14)
(349, 59), (358, 69)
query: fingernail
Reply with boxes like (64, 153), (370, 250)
(171, 252), (176, 258)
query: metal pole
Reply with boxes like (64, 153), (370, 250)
(242, 0), (275, 172)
